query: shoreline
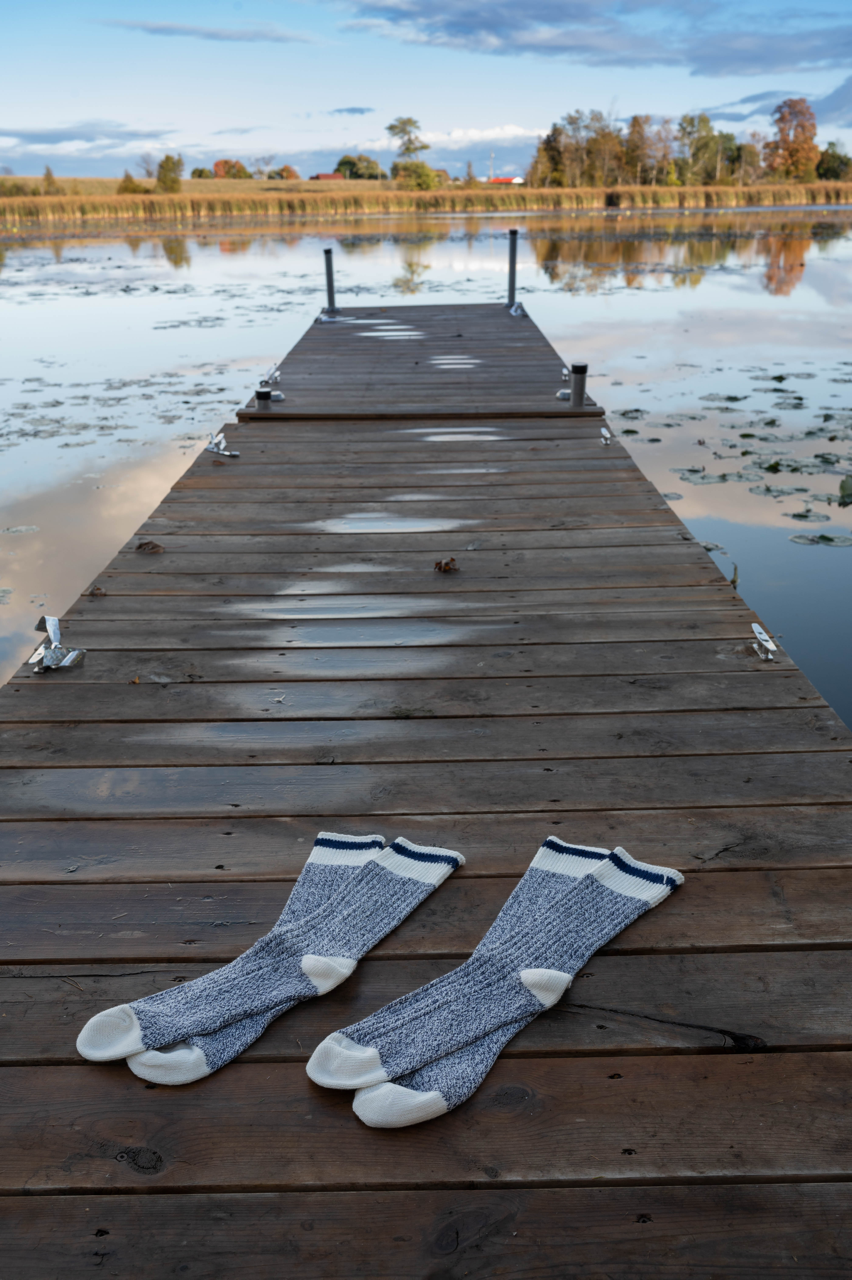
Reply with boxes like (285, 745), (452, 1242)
(2, 182), (852, 241)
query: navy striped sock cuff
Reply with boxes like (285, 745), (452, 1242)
(531, 836), (611, 878)
(307, 832), (386, 867)
(594, 846), (684, 905)
(378, 837), (465, 886)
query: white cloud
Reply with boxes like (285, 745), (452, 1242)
(103, 21), (312, 44)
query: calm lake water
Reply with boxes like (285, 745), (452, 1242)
(1, 209), (851, 724)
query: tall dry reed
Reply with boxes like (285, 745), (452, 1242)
(2, 183), (852, 236)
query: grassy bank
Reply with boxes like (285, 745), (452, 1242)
(2, 181), (852, 238)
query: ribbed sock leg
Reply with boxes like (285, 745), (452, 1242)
(308, 841), (682, 1096)
(307, 837), (610, 1088)
(77, 836), (463, 1082)
(122, 831), (386, 1084)
(77, 831), (385, 1067)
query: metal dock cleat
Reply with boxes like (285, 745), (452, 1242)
(28, 615), (86, 672)
(206, 431), (240, 457)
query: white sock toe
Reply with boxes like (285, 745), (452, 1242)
(127, 1042), (211, 1086)
(353, 1082), (448, 1128)
(306, 1032), (389, 1089)
(76, 1005), (144, 1061)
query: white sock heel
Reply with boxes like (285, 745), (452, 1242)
(306, 1032), (388, 1089)
(353, 1082), (448, 1128)
(127, 1042), (211, 1086)
(76, 1005), (144, 1061)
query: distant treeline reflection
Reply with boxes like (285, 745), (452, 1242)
(9, 211), (851, 298)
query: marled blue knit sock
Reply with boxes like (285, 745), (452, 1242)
(124, 830), (385, 1085)
(77, 835), (463, 1081)
(307, 842), (682, 1113)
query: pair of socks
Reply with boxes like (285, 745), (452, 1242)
(307, 837), (683, 1127)
(76, 832), (464, 1084)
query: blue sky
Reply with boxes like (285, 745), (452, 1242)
(3, 0), (852, 177)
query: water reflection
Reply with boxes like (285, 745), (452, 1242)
(526, 214), (848, 296)
(1, 208), (852, 720)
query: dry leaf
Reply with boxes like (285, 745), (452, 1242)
(212, 459), (226, 467)
(129, 676), (140, 684)
(434, 557), (459, 573)
(85, 585), (107, 597)
(136, 540), (164, 554)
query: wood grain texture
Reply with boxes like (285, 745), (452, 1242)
(0, 670), (822, 722)
(2, 707), (844, 769)
(63, 586), (744, 622)
(1, 806), (849, 882)
(2, 1053), (850, 1191)
(4, 951), (851, 1064)
(20, 608), (762, 652)
(2, 868), (851, 962)
(2, 1184), (849, 1279)
(8, 639), (795, 686)
(1, 752), (847, 819)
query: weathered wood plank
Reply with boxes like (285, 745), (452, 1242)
(4, 951), (850, 1064)
(0, 671), (820, 722)
(3, 1184), (849, 1279)
(0, 805), (848, 882)
(64, 586), (742, 622)
(1, 708), (844, 768)
(87, 565), (725, 597)
(106, 545), (711, 577)
(2, 1053), (849, 1190)
(27, 609), (762, 652)
(140, 509), (680, 534)
(2, 868), (850, 962)
(9, 639), (792, 687)
(0, 806), (848, 882)
(161, 481), (658, 505)
(1, 753), (847, 820)
(111, 525), (699, 558)
(148, 494), (670, 523)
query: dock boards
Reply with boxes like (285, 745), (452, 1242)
(1, 303), (851, 1277)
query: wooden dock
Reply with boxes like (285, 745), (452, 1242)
(2, 302), (851, 1277)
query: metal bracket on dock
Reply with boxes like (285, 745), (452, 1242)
(751, 623), (777, 661)
(28, 615), (86, 672)
(206, 432), (240, 457)
(508, 301), (526, 317)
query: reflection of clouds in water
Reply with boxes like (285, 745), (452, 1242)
(304, 514), (473, 534)
(2, 213), (852, 692)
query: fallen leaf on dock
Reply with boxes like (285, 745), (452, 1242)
(136, 540), (164, 553)
(434, 557), (459, 573)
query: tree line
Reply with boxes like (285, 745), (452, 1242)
(527, 99), (850, 188)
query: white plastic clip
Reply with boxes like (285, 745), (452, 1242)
(601, 426), (612, 446)
(28, 616), (86, 672)
(561, 366), (571, 382)
(751, 623), (777, 661)
(206, 432), (240, 457)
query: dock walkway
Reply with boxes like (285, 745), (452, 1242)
(2, 304), (851, 1276)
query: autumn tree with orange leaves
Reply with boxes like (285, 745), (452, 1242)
(763, 99), (821, 181)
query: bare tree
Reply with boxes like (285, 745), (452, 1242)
(137, 153), (157, 179)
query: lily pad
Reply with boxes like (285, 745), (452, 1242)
(790, 533), (852, 546)
(748, 485), (809, 498)
(784, 509), (831, 522)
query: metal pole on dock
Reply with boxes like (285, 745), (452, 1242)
(324, 248), (336, 312)
(570, 362), (588, 409)
(507, 229), (518, 308)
